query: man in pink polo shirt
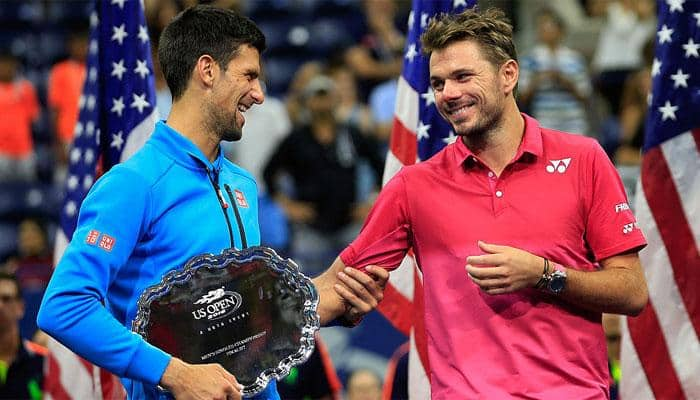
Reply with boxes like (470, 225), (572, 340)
(314, 8), (648, 400)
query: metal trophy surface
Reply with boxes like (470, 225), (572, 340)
(131, 246), (319, 396)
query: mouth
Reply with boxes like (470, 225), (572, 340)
(445, 99), (476, 120)
(235, 103), (250, 125)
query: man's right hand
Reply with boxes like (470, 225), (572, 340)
(160, 357), (243, 400)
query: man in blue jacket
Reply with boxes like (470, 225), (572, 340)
(37, 6), (388, 400)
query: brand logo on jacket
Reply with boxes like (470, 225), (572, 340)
(234, 189), (248, 208)
(546, 158), (572, 174)
(192, 287), (243, 320)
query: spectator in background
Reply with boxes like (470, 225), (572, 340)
(343, 0), (405, 101)
(1, 218), (52, 340)
(277, 335), (342, 400)
(327, 63), (375, 137)
(0, 50), (40, 182)
(346, 368), (382, 400)
(285, 61), (324, 127)
(615, 38), (655, 166)
(0, 272), (45, 400)
(591, 0), (655, 117)
(603, 313), (622, 400)
(47, 28), (88, 175)
(264, 75), (384, 276)
(518, 8), (591, 135)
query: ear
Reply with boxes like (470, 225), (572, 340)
(194, 54), (217, 89)
(500, 59), (519, 96)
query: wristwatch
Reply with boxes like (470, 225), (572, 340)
(546, 262), (567, 294)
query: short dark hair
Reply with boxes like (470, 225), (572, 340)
(0, 271), (22, 300)
(421, 8), (517, 68)
(158, 5), (266, 100)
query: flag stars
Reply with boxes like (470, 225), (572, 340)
(111, 131), (125, 151)
(111, 0), (127, 10)
(421, 88), (435, 106)
(89, 67), (97, 83)
(112, 59), (127, 80)
(111, 96), (125, 117)
(67, 175), (79, 191)
(683, 38), (699, 58)
(405, 43), (418, 62)
(78, 94), (86, 110)
(89, 11), (98, 27)
(138, 25), (149, 44)
(658, 100), (678, 121)
(70, 148), (81, 164)
(651, 58), (662, 77)
(111, 24), (128, 45)
(65, 201), (77, 217)
(130, 93), (150, 113)
(86, 121), (95, 137)
(421, 12), (429, 29)
(670, 68), (690, 88)
(89, 40), (98, 55)
(657, 25), (673, 44)
(442, 131), (458, 144)
(86, 95), (96, 111)
(84, 149), (95, 164)
(666, 0), (684, 13)
(695, 12), (700, 27)
(83, 176), (94, 190)
(453, 0), (468, 8)
(407, 11), (415, 29)
(74, 122), (84, 137)
(134, 59), (150, 79)
(417, 121), (431, 140)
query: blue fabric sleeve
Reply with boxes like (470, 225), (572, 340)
(37, 167), (171, 385)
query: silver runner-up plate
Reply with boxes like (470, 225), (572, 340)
(131, 246), (319, 396)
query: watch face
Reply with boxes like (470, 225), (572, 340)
(548, 271), (567, 294)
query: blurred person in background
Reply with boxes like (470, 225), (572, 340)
(285, 61), (324, 127)
(1, 217), (52, 341)
(614, 38), (655, 166)
(47, 27), (88, 178)
(327, 63), (375, 137)
(343, 0), (405, 101)
(346, 368), (382, 400)
(591, 0), (655, 118)
(518, 8), (591, 135)
(0, 50), (40, 182)
(264, 75), (384, 276)
(0, 272), (45, 400)
(602, 313), (622, 400)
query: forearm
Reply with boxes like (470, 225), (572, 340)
(312, 257), (349, 325)
(558, 261), (648, 315)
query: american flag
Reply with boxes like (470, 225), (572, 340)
(378, 0), (475, 398)
(621, 1), (700, 399)
(48, 0), (157, 398)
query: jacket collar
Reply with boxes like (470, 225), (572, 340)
(149, 121), (224, 172)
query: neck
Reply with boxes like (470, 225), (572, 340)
(0, 326), (19, 364)
(167, 97), (220, 162)
(462, 100), (525, 176)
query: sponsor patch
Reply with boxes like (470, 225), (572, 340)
(234, 189), (248, 208)
(98, 234), (116, 252)
(86, 230), (100, 245)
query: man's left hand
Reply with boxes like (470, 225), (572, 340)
(334, 265), (389, 325)
(466, 241), (543, 295)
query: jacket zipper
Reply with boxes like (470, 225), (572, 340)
(224, 184), (248, 249)
(206, 168), (234, 248)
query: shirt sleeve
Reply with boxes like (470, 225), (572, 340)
(37, 166), (171, 386)
(583, 141), (647, 260)
(340, 172), (412, 271)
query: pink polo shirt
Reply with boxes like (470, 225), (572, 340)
(340, 114), (646, 399)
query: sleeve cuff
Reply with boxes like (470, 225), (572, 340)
(124, 339), (172, 385)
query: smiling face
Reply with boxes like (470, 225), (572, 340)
(205, 44), (264, 142)
(429, 40), (508, 140)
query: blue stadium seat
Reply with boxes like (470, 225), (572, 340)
(263, 56), (308, 97)
(0, 222), (18, 261)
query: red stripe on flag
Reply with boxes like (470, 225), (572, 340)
(412, 268), (430, 377)
(378, 283), (413, 335)
(45, 352), (72, 400)
(641, 147), (700, 335)
(693, 129), (700, 155)
(389, 117), (417, 165)
(627, 302), (686, 400)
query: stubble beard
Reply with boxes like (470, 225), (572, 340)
(205, 102), (242, 143)
(453, 97), (505, 152)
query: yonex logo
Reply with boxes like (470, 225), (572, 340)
(546, 158), (572, 174)
(622, 223), (638, 234)
(545, 157), (571, 174)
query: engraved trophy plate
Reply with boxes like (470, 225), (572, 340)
(132, 246), (319, 396)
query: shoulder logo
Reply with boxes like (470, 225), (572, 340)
(192, 287), (243, 320)
(233, 189), (248, 208)
(546, 158), (572, 174)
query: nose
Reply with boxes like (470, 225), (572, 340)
(251, 79), (265, 104)
(442, 79), (461, 100)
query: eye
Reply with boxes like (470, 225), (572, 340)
(456, 73), (470, 82)
(430, 80), (444, 91)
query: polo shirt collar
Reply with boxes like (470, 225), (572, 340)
(453, 113), (543, 167)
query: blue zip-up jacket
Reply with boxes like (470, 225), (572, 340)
(38, 122), (279, 399)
